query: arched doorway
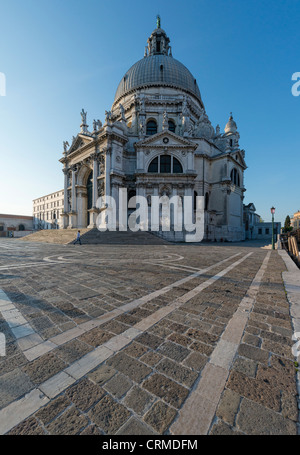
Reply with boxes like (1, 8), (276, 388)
(87, 171), (93, 226)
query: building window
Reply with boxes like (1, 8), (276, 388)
(160, 155), (171, 173)
(148, 155), (183, 174)
(258, 228), (262, 235)
(230, 168), (240, 187)
(265, 228), (269, 235)
(168, 120), (176, 133)
(146, 120), (157, 136)
(205, 192), (209, 211)
(148, 156), (158, 173)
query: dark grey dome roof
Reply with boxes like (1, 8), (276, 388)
(114, 54), (202, 104)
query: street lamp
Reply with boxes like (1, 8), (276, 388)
(271, 206), (275, 250)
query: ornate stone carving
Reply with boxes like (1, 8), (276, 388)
(97, 180), (105, 197)
(162, 111), (169, 131)
(63, 141), (69, 154)
(119, 103), (126, 121)
(194, 110), (214, 139)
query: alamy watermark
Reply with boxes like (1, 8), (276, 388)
(291, 72), (300, 97)
(0, 72), (6, 96)
(95, 189), (205, 242)
(0, 333), (6, 356)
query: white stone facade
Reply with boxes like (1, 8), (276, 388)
(59, 21), (247, 241)
(33, 190), (64, 230)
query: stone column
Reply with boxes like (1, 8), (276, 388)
(105, 148), (111, 198)
(68, 165), (78, 229)
(87, 151), (100, 228)
(61, 168), (69, 229)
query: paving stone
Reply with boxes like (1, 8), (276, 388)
(157, 341), (190, 362)
(80, 424), (103, 435)
(226, 370), (281, 412)
(281, 392), (299, 422)
(216, 389), (241, 425)
(7, 416), (45, 435)
(35, 395), (72, 425)
(0, 368), (34, 409)
(101, 320), (129, 335)
(46, 405), (89, 435)
(144, 401), (177, 434)
(142, 373), (189, 408)
(135, 332), (164, 350)
(88, 395), (131, 434)
(65, 378), (105, 411)
(238, 343), (269, 364)
(140, 351), (163, 367)
(104, 373), (133, 398)
(256, 357), (297, 396)
(78, 327), (115, 347)
(55, 339), (93, 364)
(236, 398), (297, 435)
(182, 352), (208, 371)
(209, 420), (244, 435)
(232, 356), (257, 378)
(122, 341), (148, 358)
(167, 332), (191, 346)
(189, 341), (214, 356)
(21, 352), (66, 384)
(242, 333), (261, 347)
(107, 352), (152, 383)
(123, 386), (154, 415)
(88, 364), (117, 385)
(116, 417), (156, 435)
(156, 358), (198, 388)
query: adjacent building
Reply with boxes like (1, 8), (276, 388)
(291, 211), (300, 230)
(33, 190), (64, 230)
(244, 203), (281, 240)
(0, 214), (33, 237)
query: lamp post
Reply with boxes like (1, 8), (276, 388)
(271, 206), (275, 250)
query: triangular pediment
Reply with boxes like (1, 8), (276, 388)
(245, 203), (256, 212)
(68, 134), (94, 154)
(229, 150), (247, 169)
(136, 130), (197, 150)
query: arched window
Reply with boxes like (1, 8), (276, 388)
(173, 157), (183, 173)
(168, 120), (176, 133)
(148, 155), (183, 174)
(146, 120), (157, 136)
(148, 157), (158, 173)
(230, 168), (240, 186)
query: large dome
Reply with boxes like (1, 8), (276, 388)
(114, 54), (202, 104)
(113, 21), (202, 106)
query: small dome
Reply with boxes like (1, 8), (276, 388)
(225, 113), (237, 134)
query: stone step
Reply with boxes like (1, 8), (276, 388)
(19, 228), (171, 245)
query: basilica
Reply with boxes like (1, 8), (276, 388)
(59, 18), (247, 242)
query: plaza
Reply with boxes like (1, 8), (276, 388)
(0, 236), (299, 435)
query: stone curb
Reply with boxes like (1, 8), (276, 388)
(278, 250), (300, 434)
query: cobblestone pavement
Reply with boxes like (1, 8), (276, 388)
(0, 238), (299, 435)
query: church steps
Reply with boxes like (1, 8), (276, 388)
(19, 228), (171, 245)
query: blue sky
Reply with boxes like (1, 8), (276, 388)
(0, 0), (299, 225)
